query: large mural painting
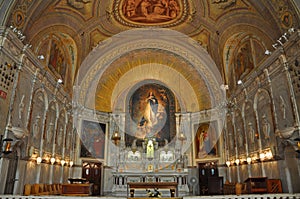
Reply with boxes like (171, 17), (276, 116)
(48, 40), (67, 80)
(126, 83), (176, 147)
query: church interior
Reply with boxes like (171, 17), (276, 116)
(0, 0), (300, 198)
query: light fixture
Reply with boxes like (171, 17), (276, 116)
(246, 157), (252, 164)
(237, 80), (243, 85)
(0, 135), (13, 159)
(265, 151), (273, 159)
(57, 79), (63, 84)
(61, 160), (65, 166)
(69, 161), (74, 167)
(50, 157), (56, 165)
(37, 55), (45, 60)
(235, 159), (240, 165)
(264, 50), (271, 55)
(111, 115), (121, 145)
(36, 157), (42, 164)
(259, 153), (265, 161)
(226, 161), (231, 167)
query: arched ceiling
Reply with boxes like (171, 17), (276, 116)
(96, 49), (210, 112)
(2, 0), (300, 112)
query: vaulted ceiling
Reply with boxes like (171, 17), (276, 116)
(3, 0), (300, 112)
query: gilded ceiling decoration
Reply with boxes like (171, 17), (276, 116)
(113, 0), (188, 27)
(4, 0), (300, 113)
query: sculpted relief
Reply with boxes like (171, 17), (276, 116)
(119, 0), (182, 25)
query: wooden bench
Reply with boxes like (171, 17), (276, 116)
(23, 183), (62, 196)
(127, 182), (178, 198)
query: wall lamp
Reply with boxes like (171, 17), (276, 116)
(36, 157), (42, 164)
(225, 161), (231, 167)
(0, 135), (13, 159)
(61, 160), (65, 166)
(50, 157), (56, 165)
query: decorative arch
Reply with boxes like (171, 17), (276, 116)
(75, 28), (225, 115)
(222, 32), (269, 91)
(33, 30), (78, 92)
(111, 64), (198, 113)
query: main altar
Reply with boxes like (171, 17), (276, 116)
(111, 136), (189, 197)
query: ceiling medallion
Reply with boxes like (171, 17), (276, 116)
(113, 0), (189, 27)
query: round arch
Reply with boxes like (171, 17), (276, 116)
(74, 28), (225, 115)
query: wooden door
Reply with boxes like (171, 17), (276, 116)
(198, 162), (219, 195)
(82, 162), (102, 196)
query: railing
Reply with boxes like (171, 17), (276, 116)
(0, 193), (300, 199)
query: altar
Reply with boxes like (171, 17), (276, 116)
(112, 171), (189, 197)
(111, 137), (189, 197)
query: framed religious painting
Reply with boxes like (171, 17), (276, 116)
(194, 122), (219, 159)
(80, 120), (106, 160)
(125, 83), (176, 147)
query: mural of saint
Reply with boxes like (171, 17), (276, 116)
(48, 40), (67, 80)
(196, 123), (217, 159)
(127, 84), (176, 147)
(235, 42), (254, 81)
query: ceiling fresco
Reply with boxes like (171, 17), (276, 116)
(3, 0), (300, 112)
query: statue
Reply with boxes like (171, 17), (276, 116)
(33, 115), (41, 137)
(262, 114), (270, 139)
(237, 128), (243, 147)
(146, 139), (154, 159)
(47, 122), (54, 142)
(248, 122), (255, 143)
